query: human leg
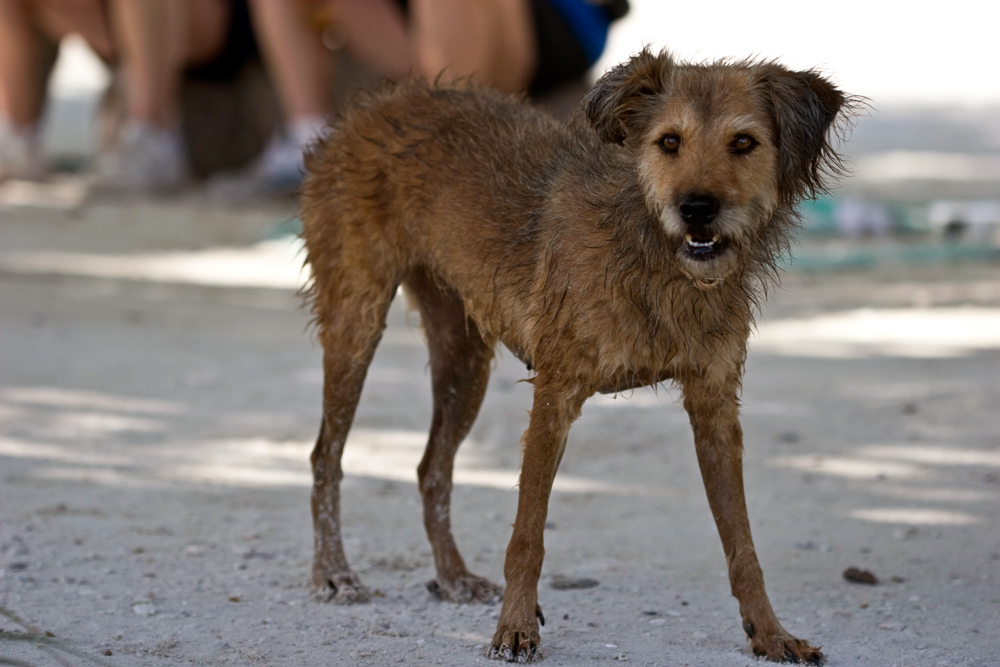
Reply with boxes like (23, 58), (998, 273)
(248, 0), (331, 123)
(110, 0), (227, 128)
(411, 0), (536, 93)
(247, 0), (336, 186)
(329, 0), (410, 79)
(0, 0), (46, 127)
(0, 0), (53, 179)
(99, 0), (227, 189)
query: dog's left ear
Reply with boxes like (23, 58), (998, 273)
(583, 49), (673, 145)
(757, 66), (846, 203)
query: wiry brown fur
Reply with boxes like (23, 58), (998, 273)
(299, 49), (850, 664)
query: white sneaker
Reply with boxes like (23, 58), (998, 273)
(0, 119), (45, 181)
(255, 115), (326, 190)
(97, 120), (187, 191)
(255, 133), (306, 190)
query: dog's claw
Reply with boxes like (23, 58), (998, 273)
(749, 631), (824, 665)
(492, 645), (535, 664)
(488, 628), (541, 663)
(488, 643), (530, 663)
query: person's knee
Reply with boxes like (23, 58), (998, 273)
(412, 0), (536, 92)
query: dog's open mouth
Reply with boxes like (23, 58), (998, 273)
(684, 232), (727, 261)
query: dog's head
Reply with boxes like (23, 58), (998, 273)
(583, 49), (848, 285)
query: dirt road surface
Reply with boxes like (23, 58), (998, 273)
(2, 198), (998, 666)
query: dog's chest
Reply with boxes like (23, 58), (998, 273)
(503, 279), (749, 392)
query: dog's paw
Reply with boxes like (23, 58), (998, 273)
(312, 572), (371, 604)
(749, 630), (824, 664)
(427, 574), (503, 604)
(487, 627), (541, 663)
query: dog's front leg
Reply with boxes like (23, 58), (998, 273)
(680, 371), (824, 665)
(489, 380), (588, 663)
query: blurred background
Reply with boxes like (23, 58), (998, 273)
(5, 0), (999, 264)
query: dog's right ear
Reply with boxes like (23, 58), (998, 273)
(583, 49), (673, 145)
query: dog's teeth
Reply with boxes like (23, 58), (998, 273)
(685, 234), (718, 248)
(712, 235), (720, 242)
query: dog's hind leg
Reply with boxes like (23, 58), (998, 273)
(680, 370), (824, 664)
(404, 267), (503, 603)
(310, 283), (396, 604)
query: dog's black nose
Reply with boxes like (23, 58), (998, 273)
(679, 194), (720, 226)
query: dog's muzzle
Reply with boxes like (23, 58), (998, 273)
(679, 194), (727, 261)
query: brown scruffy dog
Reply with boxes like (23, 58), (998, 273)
(300, 49), (849, 664)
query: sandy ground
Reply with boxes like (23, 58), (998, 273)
(1, 198), (999, 667)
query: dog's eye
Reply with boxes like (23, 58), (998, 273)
(660, 134), (681, 154)
(730, 134), (757, 155)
